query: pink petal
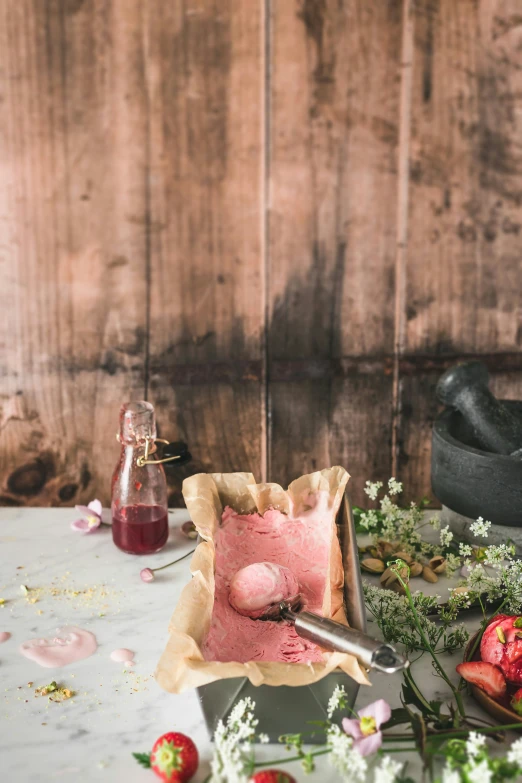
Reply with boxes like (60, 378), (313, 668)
(75, 505), (93, 518)
(71, 519), (91, 532)
(342, 718), (364, 741)
(358, 699), (391, 729)
(140, 568), (155, 583)
(354, 731), (383, 757)
(87, 499), (103, 518)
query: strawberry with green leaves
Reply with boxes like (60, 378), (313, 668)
(250, 772), (297, 783)
(133, 732), (198, 783)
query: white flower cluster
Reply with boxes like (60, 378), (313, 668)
(364, 480), (383, 501)
(326, 725), (367, 782)
(483, 543), (515, 566)
(466, 731), (486, 760)
(469, 516), (491, 537)
(440, 525), (453, 547)
(210, 698), (258, 783)
(507, 736), (522, 765)
(459, 543), (472, 558)
(327, 684), (347, 719)
(387, 477), (403, 496)
(373, 756), (403, 783)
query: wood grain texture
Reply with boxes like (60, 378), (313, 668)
(268, 0), (403, 504)
(399, 0), (522, 503)
(0, 0), (148, 507)
(144, 0), (265, 504)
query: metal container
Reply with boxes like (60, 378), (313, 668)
(197, 492), (367, 742)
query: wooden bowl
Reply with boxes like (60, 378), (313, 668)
(463, 634), (522, 729)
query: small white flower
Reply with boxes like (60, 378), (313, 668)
(441, 764), (461, 783)
(373, 755), (403, 783)
(507, 736), (522, 766)
(387, 478), (403, 496)
(364, 480), (383, 501)
(459, 543), (473, 557)
(440, 525), (453, 546)
(465, 731), (486, 760)
(327, 725), (367, 782)
(429, 516), (441, 530)
(470, 516), (492, 538)
(467, 759), (492, 783)
(257, 733), (269, 744)
(327, 684), (347, 719)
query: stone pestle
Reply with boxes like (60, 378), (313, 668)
(436, 361), (522, 457)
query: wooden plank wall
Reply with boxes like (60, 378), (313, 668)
(0, 0), (520, 509)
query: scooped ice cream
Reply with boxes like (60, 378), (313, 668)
(229, 562), (299, 619)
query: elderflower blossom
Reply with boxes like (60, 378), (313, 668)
(441, 767), (461, 783)
(483, 543), (515, 566)
(374, 756), (403, 783)
(327, 684), (347, 719)
(210, 697), (258, 783)
(387, 478), (403, 496)
(326, 724), (367, 782)
(466, 731), (486, 761)
(507, 736), (522, 765)
(258, 734), (269, 744)
(440, 525), (453, 546)
(445, 553), (461, 576)
(470, 516), (491, 538)
(459, 543), (472, 557)
(359, 509), (380, 531)
(429, 516), (441, 530)
(468, 759), (492, 782)
(364, 481), (383, 501)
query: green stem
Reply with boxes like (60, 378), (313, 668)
(152, 548), (196, 572)
(254, 748), (330, 768)
(394, 569), (466, 718)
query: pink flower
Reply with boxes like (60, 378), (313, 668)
(342, 699), (391, 756)
(71, 499), (103, 533)
(140, 568), (154, 582)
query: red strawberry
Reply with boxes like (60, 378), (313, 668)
(456, 661), (506, 699)
(511, 687), (522, 716)
(480, 615), (522, 684)
(134, 732), (198, 783)
(250, 773), (297, 783)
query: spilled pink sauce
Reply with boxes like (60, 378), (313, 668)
(0, 631), (11, 643)
(110, 648), (134, 664)
(19, 626), (97, 668)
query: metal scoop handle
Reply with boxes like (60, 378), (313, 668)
(282, 604), (408, 673)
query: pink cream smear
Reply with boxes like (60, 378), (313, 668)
(203, 490), (335, 664)
(110, 648), (135, 666)
(20, 626), (97, 668)
(0, 631), (11, 643)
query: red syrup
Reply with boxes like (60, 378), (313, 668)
(112, 504), (169, 555)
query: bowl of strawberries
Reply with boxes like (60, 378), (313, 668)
(457, 615), (522, 726)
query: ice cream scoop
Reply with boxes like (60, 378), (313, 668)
(228, 562), (300, 619)
(228, 561), (408, 674)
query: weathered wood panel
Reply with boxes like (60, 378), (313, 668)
(267, 0), (403, 504)
(399, 0), (522, 503)
(0, 0), (148, 507)
(145, 0), (265, 504)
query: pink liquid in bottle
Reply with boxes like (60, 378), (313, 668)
(112, 401), (169, 556)
(112, 503), (168, 555)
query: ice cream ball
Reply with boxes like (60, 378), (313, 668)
(228, 562), (300, 619)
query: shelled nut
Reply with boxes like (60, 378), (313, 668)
(360, 558), (385, 574)
(422, 566), (438, 583)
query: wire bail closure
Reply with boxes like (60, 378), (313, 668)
(115, 434), (182, 467)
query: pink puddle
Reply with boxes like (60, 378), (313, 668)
(0, 631), (11, 643)
(110, 648), (135, 666)
(20, 626), (97, 668)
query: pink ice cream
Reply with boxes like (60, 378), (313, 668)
(229, 562), (299, 619)
(202, 490), (336, 664)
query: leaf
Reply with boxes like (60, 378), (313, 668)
(402, 675), (434, 718)
(383, 707), (411, 729)
(428, 700), (443, 717)
(409, 710), (427, 759)
(132, 752), (151, 769)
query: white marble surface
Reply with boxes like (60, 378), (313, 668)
(0, 508), (504, 782)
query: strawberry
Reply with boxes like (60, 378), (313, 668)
(511, 687), (522, 716)
(456, 661), (506, 699)
(250, 772), (297, 783)
(133, 732), (198, 783)
(480, 614), (522, 684)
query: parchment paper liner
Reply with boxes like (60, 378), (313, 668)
(155, 467), (370, 693)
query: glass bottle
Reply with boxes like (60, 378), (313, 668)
(111, 401), (169, 555)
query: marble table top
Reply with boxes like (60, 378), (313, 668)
(0, 507), (507, 782)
